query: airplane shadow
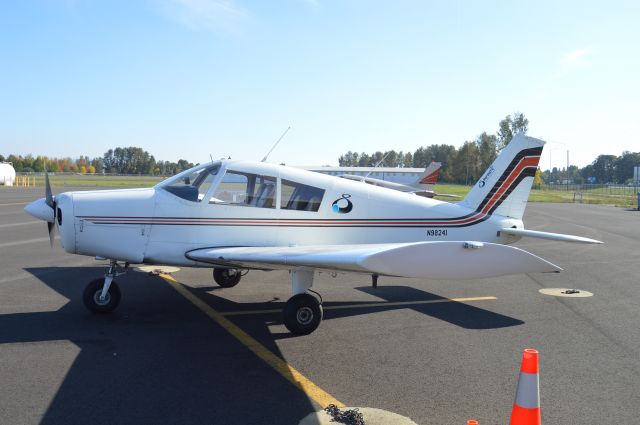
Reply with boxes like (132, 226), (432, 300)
(4, 267), (524, 424)
(188, 281), (524, 350)
(3, 267), (316, 425)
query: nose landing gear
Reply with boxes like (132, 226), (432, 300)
(83, 260), (127, 313)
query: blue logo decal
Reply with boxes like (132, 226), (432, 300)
(478, 166), (495, 188)
(332, 194), (353, 214)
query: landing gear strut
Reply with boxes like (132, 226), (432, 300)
(213, 268), (242, 288)
(283, 269), (323, 335)
(83, 260), (127, 313)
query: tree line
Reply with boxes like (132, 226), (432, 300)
(3, 114), (639, 184)
(338, 113), (528, 184)
(338, 113), (640, 185)
(0, 147), (194, 176)
(541, 152), (640, 184)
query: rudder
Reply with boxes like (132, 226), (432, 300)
(461, 134), (544, 220)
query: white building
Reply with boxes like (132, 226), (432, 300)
(297, 166), (427, 185)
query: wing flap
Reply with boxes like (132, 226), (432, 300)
(501, 228), (603, 244)
(186, 241), (561, 279)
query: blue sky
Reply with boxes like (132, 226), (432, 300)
(1, 0), (638, 169)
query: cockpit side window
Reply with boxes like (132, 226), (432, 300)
(281, 179), (325, 212)
(212, 171), (276, 209)
(163, 164), (220, 202)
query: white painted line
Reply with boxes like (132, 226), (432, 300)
(0, 258), (97, 284)
(0, 202), (30, 206)
(0, 221), (40, 229)
(0, 236), (58, 249)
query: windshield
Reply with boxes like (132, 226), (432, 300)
(159, 162), (221, 202)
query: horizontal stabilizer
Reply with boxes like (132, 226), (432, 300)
(186, 241), (561, 279)
(430, 193), (460, 199)
(500, 228), (603, 244)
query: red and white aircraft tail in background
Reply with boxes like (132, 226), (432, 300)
(339, 162), (458, 198)
(25, 134), (601, 334)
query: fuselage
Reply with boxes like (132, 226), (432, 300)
(41, 160), (523, 266)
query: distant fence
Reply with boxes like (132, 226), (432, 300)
(16, 172), (170, 178)
(535, 183), (640, 196)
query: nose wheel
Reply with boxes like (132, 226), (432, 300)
(83, 260), (127, 313)
(283, 293), (323, 335)
(83, 278), (121, 313)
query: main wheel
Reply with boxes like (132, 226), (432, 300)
(213, 268), (242, 288)
(83, 278), (121, 313)
(283, 293), (323, 335)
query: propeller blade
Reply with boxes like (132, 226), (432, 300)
(45, 172), (54, 208)
(47, 221), (55, 247)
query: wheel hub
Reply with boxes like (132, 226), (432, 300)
(93, 290), (111, 306)
(296, 306), (314, 325)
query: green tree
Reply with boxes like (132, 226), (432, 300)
(357, 153), (371, 167)
(591, 154), (618, 183)
(497, 112), (529, 150)
(614, 151), (640, 183)
(32, 156), (45, 172)
(413, 144), (457, 182)
(476, 132), (498, 172)
(383, 150), (398, 167)
(403, 152), (413, 168)
(450, 141), (480, 184)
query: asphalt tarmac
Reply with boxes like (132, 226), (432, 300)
(1, 186), (639, 425)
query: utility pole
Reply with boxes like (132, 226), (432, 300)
(566, 150), (570, 191)
(465, 161), (469, 186)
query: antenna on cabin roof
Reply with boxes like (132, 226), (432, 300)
(363, 151), (392, 179)
(261, 126), (291, 162)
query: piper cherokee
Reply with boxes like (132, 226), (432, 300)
(24, 134), (601, 335)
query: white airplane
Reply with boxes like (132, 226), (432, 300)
(25, 134), (601, 335)
(339, 162), (457, 198)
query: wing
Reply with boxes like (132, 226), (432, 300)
(186, 241), (561, 280)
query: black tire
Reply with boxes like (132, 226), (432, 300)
(83, 278), (121, 313)
(283, 293), (323, 335)
(213, 268), (242, 288)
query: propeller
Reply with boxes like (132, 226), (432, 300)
(44, 171), (57, 247)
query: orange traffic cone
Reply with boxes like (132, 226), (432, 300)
(467, 420), (479, 425)
(509, 348), (541, 425)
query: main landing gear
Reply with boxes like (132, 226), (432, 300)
(83, 260), (128, 313)
(213, 268), (242, 288)
(283, 270), (323, 335)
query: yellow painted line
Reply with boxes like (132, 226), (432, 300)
(221, 296), (497, 317)
(160, 274), (345, 408)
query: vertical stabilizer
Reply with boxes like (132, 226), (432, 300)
(461, 134), (544, 219)
(412, 161), (441, 190)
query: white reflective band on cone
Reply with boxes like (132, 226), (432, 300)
(514, 372), (540, 408)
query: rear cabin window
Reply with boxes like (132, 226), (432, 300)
(212, 171), (276, 208)
(281, 179), (325, 212)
